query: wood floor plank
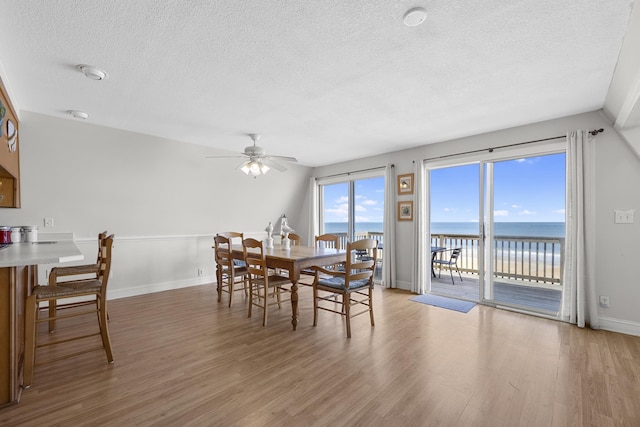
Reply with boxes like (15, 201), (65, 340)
(1, 284), (640, 426)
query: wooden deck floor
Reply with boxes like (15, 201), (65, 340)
(430, 272), (562, 314)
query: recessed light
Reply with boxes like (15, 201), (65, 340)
(68, 110), (89, 120)
(76, 64), (108, 80)
(403, 7), (427, 27)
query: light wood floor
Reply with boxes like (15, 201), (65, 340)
(2, 284), (640, 426)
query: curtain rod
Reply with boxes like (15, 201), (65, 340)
(316, 164), (391, 181)
(423, 128), (604, 163)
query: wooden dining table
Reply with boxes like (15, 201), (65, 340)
(231, 243), (346, 330)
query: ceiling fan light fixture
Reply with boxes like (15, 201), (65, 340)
(241, 160), (270, 176)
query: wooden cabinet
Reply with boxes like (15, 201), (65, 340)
(0, 265), (35, 407)
(0, 78), (20, 208)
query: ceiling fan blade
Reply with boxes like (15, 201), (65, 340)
(262, 158), (287, 172)
(205, 155), (248, 159)
(266, 155), (298, 163)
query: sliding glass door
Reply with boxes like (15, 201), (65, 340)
(428, 150), (566, 315)
(318, 173), (385, 279)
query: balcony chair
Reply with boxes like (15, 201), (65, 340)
(23, 234), (115, 388)
(432, 248), (463, 285)
(214, 234), (249, 307)
(243, 238), (292, 326)
(312, 238), (377, 338)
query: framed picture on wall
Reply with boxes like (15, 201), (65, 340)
(397, 173), (414, 195)
(398, 201), (413, 221)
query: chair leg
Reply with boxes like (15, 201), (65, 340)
(449, 266), (454, 285)
(228, 278), (234, 308)
(344, 293), (351, 338)
(276, 286), (282, 309)
(456, 265), (462, 282)
(312, 286), (318, 327)
(98, 296), (114, 363)
(48, 299), (56, 332)
(217, 271), (223, 303)
(23, 295), (38, 388)
(247, 282), (254, 318)
(262, 284), (268, 326)
(369, 287), (375, 327)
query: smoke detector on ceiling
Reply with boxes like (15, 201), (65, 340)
(403, 7), (427, 26)
(68, 110), (89, 120)
(76, 64), (108, 80)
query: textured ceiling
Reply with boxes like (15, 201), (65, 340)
(0, 0), (634, 166)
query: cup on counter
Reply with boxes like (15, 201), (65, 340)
(0, 226), (11, 244)
(22, 226), (38, 243)
(10, 227), (23, 243)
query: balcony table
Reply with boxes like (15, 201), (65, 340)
(430, 246), (449, 278)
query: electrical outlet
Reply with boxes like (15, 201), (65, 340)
(614, 210), (634, 224)
(599, 295), (610, 308)
(44, 217), (54, 227)
(198, 268), (204, 276)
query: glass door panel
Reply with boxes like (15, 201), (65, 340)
(320, 182), (349, 245)
(484, 153), (566, 314)
(429, 164), (481, 300)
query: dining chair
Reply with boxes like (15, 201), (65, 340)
(214, 234), (249, 307)
(23, 234), (115, 388)
(432, 248), (463, 285)
(218, 231), (246, 267)
(297, 233), (342, 285)
(288, 233), (302, 245)
(315, 233), (340, 250)
(46, 231), (109, 332)
(243, 238), (292, 326)
(312, 238), (377, 338)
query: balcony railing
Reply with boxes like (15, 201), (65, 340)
(326, 231), (563, 286)
(431, 234), (564, 285)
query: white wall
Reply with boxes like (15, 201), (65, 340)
(4, 109), (639, 335)
(311, 110), (640, 335)
(1, 111), (312, 298)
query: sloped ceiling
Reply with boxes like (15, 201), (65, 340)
(0, 1), (636, 166)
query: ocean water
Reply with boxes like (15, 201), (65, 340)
(325, 222), (565, 238)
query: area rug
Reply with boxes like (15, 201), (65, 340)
(410, 294), (477, 313)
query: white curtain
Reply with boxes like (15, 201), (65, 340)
(561, 130), (598, 328)
(307, 176), (319, 245)
(412, 161), (428, 294)
(382, 164), (397, 288)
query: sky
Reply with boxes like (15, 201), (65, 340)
(321, 152), (566, 224)
(430, 153), (566, 222)
(322, 176), (385, 223)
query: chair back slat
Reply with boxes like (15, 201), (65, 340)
(343, 238), (377, 289)
(316, 234), (340, 250)
(214, 235), (234, 269)
(242, 238), (267, 283)
(97, 234), (114, 294)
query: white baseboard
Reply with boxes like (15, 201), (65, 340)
(108, 275), (216, 300)
(598, 316), (640, 337)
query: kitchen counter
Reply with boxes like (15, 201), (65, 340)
(0, 241), (84, 268)
(1, 240), (84, 406)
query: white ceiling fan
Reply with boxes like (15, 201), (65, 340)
(206, 134), (297, 176)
